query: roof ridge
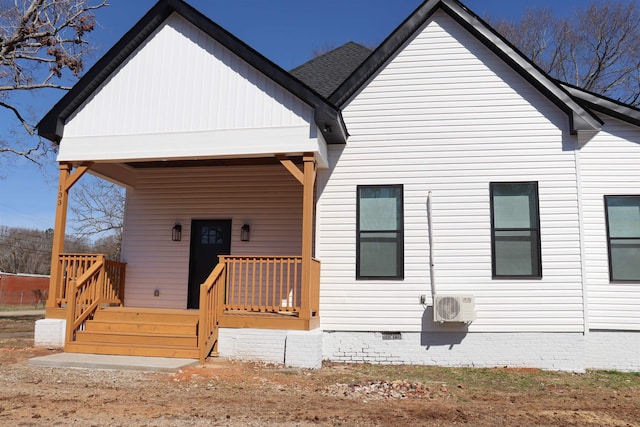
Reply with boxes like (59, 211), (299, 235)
(289, 42), (373, 98)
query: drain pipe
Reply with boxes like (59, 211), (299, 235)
(427, 191), (436, 304)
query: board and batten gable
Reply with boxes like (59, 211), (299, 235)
(58, 13), (320, 163)
(121, 164), (303, 309)
(578, 114), (640, 331)
(317, 10), (585, 333)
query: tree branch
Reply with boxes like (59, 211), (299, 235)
(0, 139), (44, 163)
(0, 99), (35, 134)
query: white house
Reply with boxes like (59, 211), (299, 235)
(35, 0), (640, 371)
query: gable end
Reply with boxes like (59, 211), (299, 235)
(329, 0), (602, 135)
(37, 0), (346, 144)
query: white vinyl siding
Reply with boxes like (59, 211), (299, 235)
(579, 115), (640, 330)
(120, 164), (302, 308)
(316, 11), (584, 332)
(60, 13), (317, 162)
(65, 13), (312, 136)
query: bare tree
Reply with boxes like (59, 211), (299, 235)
(491, 1), (640, 105)
(0, 0), (108, 162)
(92, 232), (121, 260)
(0, 226), (51, 274)
(311, 42), (337, 58)
(0, 225), (91, 274)
(69, 176), (124, 260)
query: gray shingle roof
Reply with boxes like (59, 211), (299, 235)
(290, 42), (372, 98)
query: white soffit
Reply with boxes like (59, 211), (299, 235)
(57, 126), (329, 168)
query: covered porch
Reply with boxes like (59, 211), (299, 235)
(44, 154), (321, 363)
(35, 0), (349, 365)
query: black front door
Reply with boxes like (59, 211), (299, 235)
(187, 219), (232, 309)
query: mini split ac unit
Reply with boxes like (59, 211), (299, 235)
(433, 294), (476, 323)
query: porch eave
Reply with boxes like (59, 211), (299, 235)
(56, 125), (329, 168)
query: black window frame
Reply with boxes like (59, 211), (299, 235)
(490, 181), (542, 279)
(356, 184), (404, 280)
(604, 195), (640, 282)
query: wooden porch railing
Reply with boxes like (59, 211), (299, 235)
(224, 255), (301, 313)
(54, 254), (126, 307)
(198, 255), (320, 362)
(63, 254), (126, 345)
(54, 254), (101, 306)
(198, 262), (226, 364)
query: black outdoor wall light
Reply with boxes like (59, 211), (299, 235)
(241, 224), (250, 241)
(172, 223), (182, 241)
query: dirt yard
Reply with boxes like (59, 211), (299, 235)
(1, 315), (639, 426)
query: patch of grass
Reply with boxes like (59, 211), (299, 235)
(585, 370), (640, 390)
(0, 305), (43, 312)
(318, 362), (640, 395)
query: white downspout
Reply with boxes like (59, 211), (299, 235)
(427, 191), (437, 303)
(575, 142), (589, 335)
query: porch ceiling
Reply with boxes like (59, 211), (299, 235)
(125, 156), (303, 169)
(84, 154), (313, 189)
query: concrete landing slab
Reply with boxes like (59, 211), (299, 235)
(28, 352), (198, 372)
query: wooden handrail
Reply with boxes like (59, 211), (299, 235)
(65, 255), (105, 345)
(197, 255), (320, 362)
(63, 255), (127, 346)
(54, 254), (103, 305)
(198, 262), (226, 364)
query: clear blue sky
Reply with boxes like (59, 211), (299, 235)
(0, 0), (632, 230)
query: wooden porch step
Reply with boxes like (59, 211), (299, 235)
(94, 307), (199, 324)
(75, 331), (197, 347)
(85, 320), (197, 335)
(66, 307), (201, 359)
(65, 342), (199, 359)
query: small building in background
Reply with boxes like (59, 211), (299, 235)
(0, 272), (49, 308)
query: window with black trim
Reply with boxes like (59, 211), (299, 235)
(490, 182), (541, 278)
(604, 195), (640, 281)
(356, 185), (403, 279)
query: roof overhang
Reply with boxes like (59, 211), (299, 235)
(37, 0), (346, 145)
(329, 0), (603, 135)
(559, 82), (640, 128)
